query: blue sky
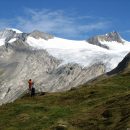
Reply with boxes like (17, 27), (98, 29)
(0, 0), (130, 40)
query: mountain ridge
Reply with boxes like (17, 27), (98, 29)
(0, 28), (130, 104)
(0, 28), (129, 42)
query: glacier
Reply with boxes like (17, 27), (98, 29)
(26, 35), (130, 72)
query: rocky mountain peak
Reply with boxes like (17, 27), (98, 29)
(0, 29), (27, 43)
(87, 31), (124, 49)
(0, 29), (16, 40)
(104, 31), (123, 43)
(29, 30), (54, 40)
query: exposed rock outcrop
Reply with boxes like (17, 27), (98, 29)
(87, 31), (124, 49)
(29, 30), (54, 40)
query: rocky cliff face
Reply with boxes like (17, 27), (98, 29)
(0, 31), (106, 104)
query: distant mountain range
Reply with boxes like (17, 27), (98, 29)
(0, 28), (130, 104)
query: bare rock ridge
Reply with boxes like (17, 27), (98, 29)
(87, 31), (124, 49)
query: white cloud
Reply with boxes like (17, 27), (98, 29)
(15, 9), (111, 38)
(0, 9), (111, 39)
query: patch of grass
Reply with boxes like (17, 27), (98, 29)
(1, 73), (130, 129)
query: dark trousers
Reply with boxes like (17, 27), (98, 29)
(31, 87), (35, 97)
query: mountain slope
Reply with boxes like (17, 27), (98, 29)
(0, 35), (106, 104)
(0, 28), (130, 104)
(0, 58), (130, 130)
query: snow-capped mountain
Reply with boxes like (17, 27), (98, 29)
(0, 28), (130, 104)
(87, 31), (126, 49)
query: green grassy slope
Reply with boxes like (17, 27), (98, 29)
(0, 71), (130, 130)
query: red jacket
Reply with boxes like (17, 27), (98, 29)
(28, 80), (33, 90)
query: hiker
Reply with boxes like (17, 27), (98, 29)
(28, 79), (33, 91)
(31, 82), (35, 97)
